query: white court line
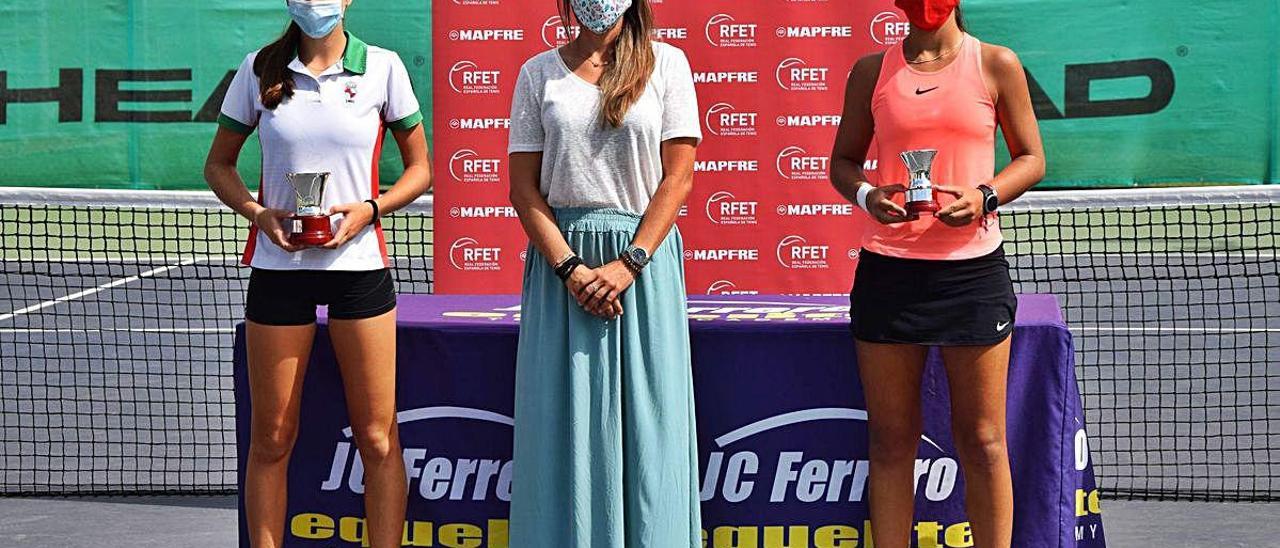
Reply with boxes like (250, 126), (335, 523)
(0, 256), (239, 263)
(0, 256), (432, 263)
(0, 327), (235, 334)
(0, 259), (199, 323)
(1076, 326), (1280, 334)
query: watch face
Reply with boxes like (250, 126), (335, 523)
(628, 247), (649, 265)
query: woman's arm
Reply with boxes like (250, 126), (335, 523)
(935, 45), (1045, 226)
(580, 137), (697, 315)
(508, 152), (609, 316)
(323, 123), (432, 248)
(830, 54), (911, 224)
(986, 45), (1045, 204)
(204, 126), (301, 252)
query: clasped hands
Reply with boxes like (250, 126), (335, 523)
(564, 260), (636, 320)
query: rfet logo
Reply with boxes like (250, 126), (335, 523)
(776, 146), (830, 181)
(706, 280), (759, 296)
(777, 235), (830, 269)
(449, 237), (502, 271)
(704, 103), (758, 137)
(448, 149), (502, 184)
(775, 57), (830, 92)
(705, 191), (758, 226)
(871, 11), (910, 46)
(705, 13), (758, 48)
(448, 60), (500, 95)
(452, 0), (498, 5)
(541, 16), (580, 48)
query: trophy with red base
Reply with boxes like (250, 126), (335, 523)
(286, 172), (333, 246)
(900, 149), (940, 217)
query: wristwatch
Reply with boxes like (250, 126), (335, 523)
(620, 245), (651, 273)
(978, 184), (999, 215)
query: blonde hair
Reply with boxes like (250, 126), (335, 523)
(560, 0), (656, 128)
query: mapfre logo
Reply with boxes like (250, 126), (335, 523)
(775, 114), (842, 128)
(448, 28), (524, 41)
(541, 16), (580, 48)
(706, 280), (758, 296)
(684, 248), (760, 262)
(653, 27), (689, 41)
(448, 206), (518, 219)
(448, 149), (501, 184)
(776, 203), (855, 217)
(448, 60), (500, 95)
(775, 25), (853, 39)
(776, 235), (830, 269)
(704, 103), (758, 137)
(871, 11), (910, 46)
(776, 146), (830, 181)
(705, 13), (758, 48)
(448, 118), (511, 131)
(695, 160), (759, 173)
(705, 191), (758, 226)
(449, 238), (502, 271)
(775, 57), (830, 92)
(694, 71), (760, 84)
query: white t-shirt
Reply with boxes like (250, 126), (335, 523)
(218, 33), (422, 271)
(507, 42), (701, 215)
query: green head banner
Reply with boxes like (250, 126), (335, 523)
(0, 1), (1275, 189)
(0, 0), (431, 190)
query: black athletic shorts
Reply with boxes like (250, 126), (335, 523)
(245, 268), (397, 326)
(850, 247), (1017, 346)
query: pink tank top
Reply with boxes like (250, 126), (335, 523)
(865, 34), (1000, 260)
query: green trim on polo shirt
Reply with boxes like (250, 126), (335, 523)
(217, 113), (255, 135)
(387, 110), (423, 132)
(342, 32), (368, 75)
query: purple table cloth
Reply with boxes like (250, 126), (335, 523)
(235, 294), (1106, 547)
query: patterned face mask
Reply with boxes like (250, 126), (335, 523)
(570, 0), (632, 35)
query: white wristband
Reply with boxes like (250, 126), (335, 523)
(855, 183), (874, 212)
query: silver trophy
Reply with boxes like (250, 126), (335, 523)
(899, 149), (940, 215)
(285, 172), (333, 246)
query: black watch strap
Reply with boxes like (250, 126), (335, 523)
(554, 255), (584, 281)
(978, 184), (998, 214)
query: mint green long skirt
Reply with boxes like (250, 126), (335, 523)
(509, 208), (701, 547)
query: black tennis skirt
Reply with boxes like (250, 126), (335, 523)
(850, 246), (1017, 346)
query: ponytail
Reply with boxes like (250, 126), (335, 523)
(254, 22), (304, 110)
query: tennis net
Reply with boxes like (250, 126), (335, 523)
(0, 185), (1276, 501)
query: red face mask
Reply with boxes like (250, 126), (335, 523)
(894, 0), (959, 31)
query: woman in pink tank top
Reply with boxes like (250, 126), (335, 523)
(829, 1), (1045, 546)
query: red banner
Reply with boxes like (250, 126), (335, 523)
(433, 0), (908, 295)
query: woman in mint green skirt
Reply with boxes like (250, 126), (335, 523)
(505, 0), (702, 546)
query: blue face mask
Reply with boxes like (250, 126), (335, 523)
(571, 0), (632, 35)
(288, 0), (344, 39)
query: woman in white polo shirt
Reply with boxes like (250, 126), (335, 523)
(507, 0), (702, 545)
(203, 1), (430, 547)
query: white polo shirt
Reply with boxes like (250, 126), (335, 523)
(218, 33), (422, 271)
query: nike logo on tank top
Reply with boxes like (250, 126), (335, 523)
(867, 34), (1002, 261)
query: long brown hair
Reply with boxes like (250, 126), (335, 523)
(253, 22), (304, 110)
(560, 0), (655, 128)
